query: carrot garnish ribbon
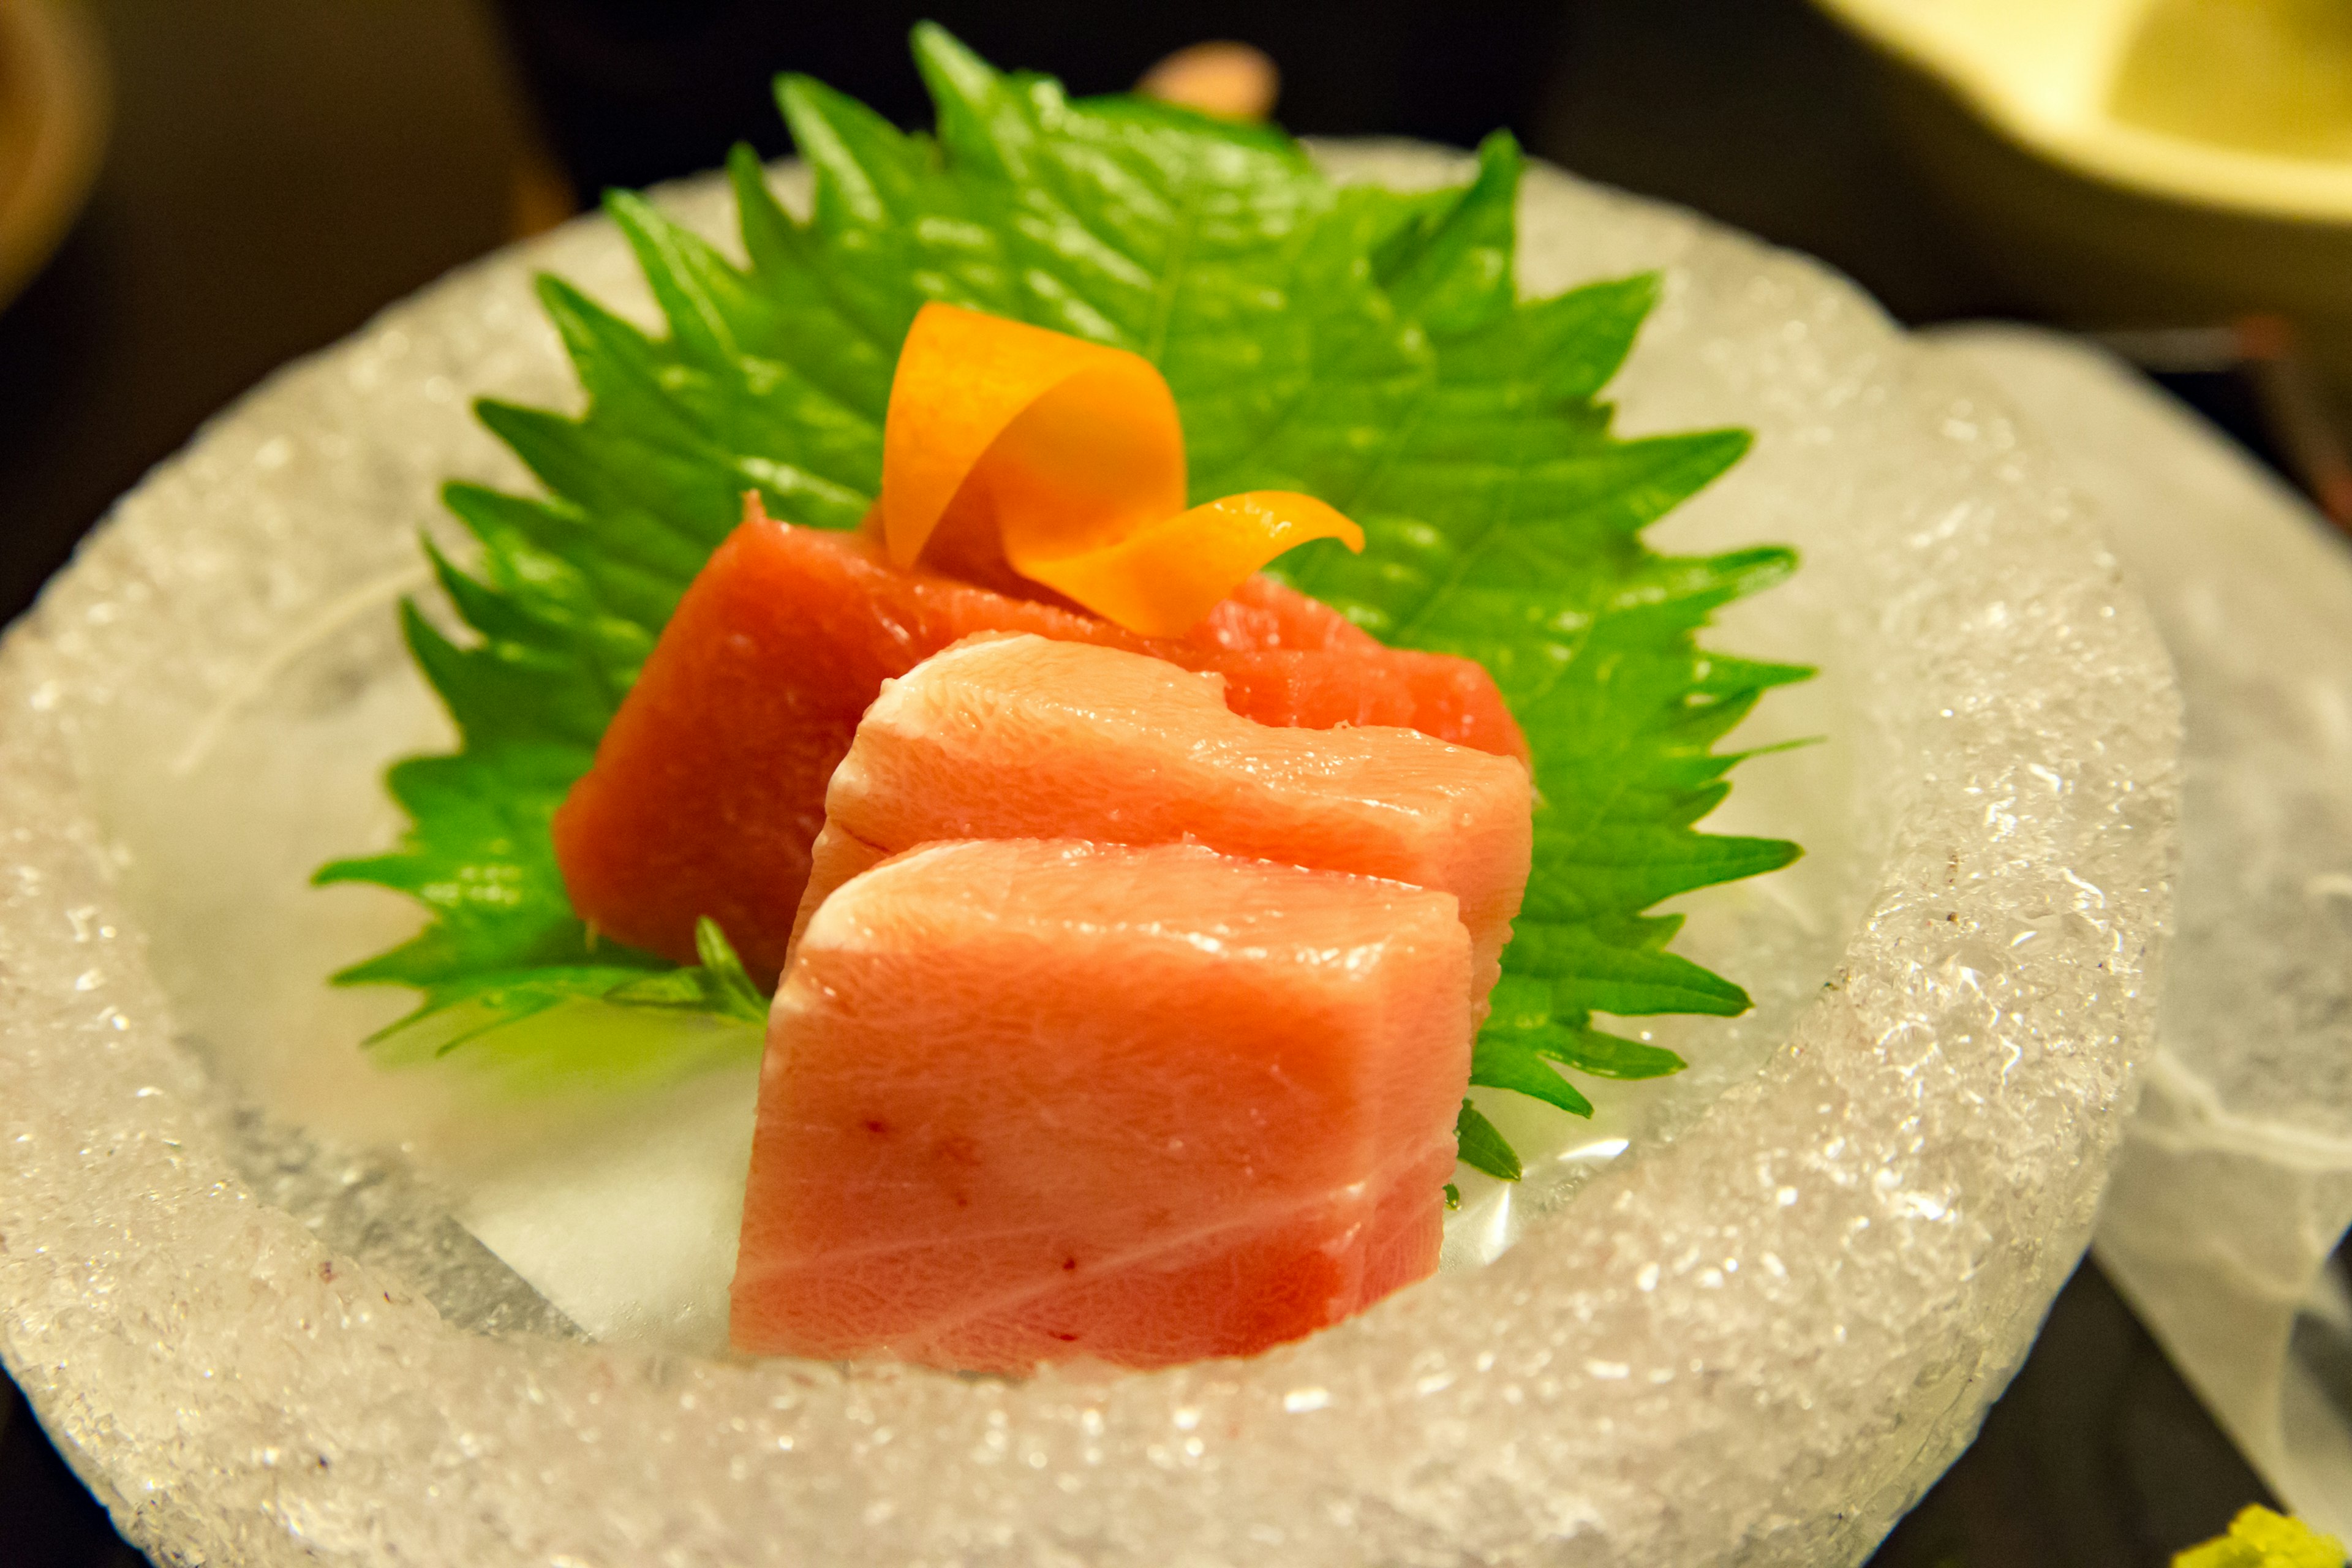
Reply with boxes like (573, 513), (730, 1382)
(878, 302), (1364, 636)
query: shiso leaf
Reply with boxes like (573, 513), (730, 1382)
(1213, 133), (1809, 1172)
(318, 25), (1804, 1175)
(1454, 1102), (1523, 1184)
(1469, 1032), (1595, 1120)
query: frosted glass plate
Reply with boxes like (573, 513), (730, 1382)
(0, 146), (2178, 1566)
(1940, 325), (2352, 1540)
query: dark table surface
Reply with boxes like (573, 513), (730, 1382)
(0, 1), (2316, 1562)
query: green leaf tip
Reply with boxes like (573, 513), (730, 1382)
(315, 26), (1805, 1168)
(1456, 1102), (1523, 1183)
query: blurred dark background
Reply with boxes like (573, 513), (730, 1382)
(497, 0), (1578, 187)
(0, 1), (2310, 1563)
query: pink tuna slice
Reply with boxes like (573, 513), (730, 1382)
(787, 632), (1532, 1012)
(730, 838), (1472, 1371)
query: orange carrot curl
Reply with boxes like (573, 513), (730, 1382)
(878, 302), (1363, 636)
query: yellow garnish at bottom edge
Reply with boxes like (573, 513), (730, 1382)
(878, 301), (1363, 636)
(2175, 1506), (2347, 1568)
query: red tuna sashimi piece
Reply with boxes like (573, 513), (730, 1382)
(552, 504), (1524, 981)
(791, 634), (1531, 1006)
(730, 839), (1471, 1370)
(1191, 571), (1378, 652)
(1180, 576), (1531, 762)
(1210, 647), (1531, 763)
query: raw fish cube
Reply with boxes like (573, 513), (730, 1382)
(731, 839), (1472, 1371)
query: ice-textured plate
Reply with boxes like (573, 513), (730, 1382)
(0, 146), (2177, 1566)
(1940, 325), (2352, 1539)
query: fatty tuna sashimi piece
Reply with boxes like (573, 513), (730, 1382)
(552, 503), (1525, 982)
(791, 635), (1532, 1006)
(731, 839), (1471, 1371)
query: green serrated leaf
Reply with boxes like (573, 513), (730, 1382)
(1540, 1027), (1687, 1082)
(671, 918), (771, 1025)
(1480, 1017), (1687, 1082)
(1471, 1034), (1596, 1120)
(1455, 1101), (1523, 1183)
(318, 29), (1803, 1171)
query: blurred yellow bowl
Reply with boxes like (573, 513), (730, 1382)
(0, 0), (107, 311)
(1817, 0), (2352, 371)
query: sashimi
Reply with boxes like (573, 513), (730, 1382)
(1196, 578), (1529, 761)
(552, 502), (1526, 982)
(730, 838), (1471, 1370)
(1189, 646), (1531, 769)
(791, 634), (1532, 1007)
